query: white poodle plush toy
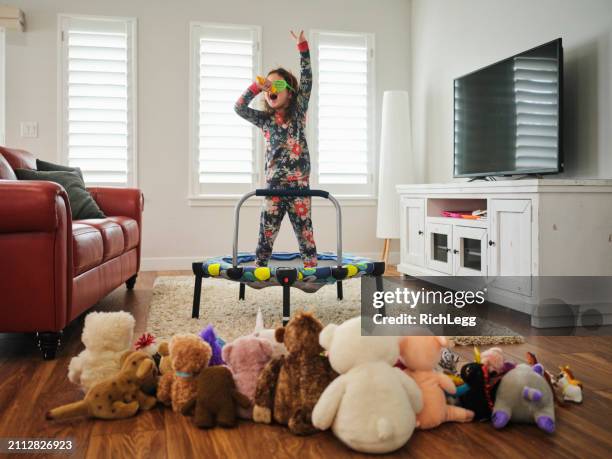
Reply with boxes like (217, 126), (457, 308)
(312, 316), (423, 454)
(68, 311), (136, 392)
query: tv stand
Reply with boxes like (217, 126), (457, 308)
(396, 179), (612, 328)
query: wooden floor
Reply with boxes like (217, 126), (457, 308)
(1, 269), (611, 459)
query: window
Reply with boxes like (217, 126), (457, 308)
(310, 31), (375, 196)
(190, 23), (261, 197)
(59, 15), (136, 186)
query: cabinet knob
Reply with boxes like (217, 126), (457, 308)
(453, 249), (459, 254)
(488, 240), (495, 246)
(418, 230), (423, 235)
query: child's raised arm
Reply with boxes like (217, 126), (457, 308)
(234, 81), (269, 128)
(291, 30), (312, 117)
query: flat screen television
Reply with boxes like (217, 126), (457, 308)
(453, 38), (563, 178)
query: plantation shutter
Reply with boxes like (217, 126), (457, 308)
(192, 24), (260, 194)
(60, 16), (136, 186)
(513, 56), (559, 170)
(314, 32), (373, 193)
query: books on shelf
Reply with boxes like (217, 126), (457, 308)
(441, 209), (487, 220)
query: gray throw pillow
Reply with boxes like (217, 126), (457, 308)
(36, 159), (84, 181)
(14, 169), (106, 220)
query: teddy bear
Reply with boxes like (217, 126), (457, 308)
(222, 335), (275, 419)
(46, 351), (158, 420)
(68, 311), (135, 392)
(312, 317), (423, 454)
(253, 311), (337, 435)
(156, 341), (172, 376)
(399, 336), (474, 429)
(156, 334), (212, 413)
(492, 363), (556, 433)
(182, 366), (251, 428)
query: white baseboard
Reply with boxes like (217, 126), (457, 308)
(141, 256), (199, 272)
(141, 251), (400, 272)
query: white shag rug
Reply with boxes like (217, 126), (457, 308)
(146, 276), (361, 342)
(146, 276), (524, 345)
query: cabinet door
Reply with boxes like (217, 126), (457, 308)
(453, 226), (487, 276)
(400, 198), (425, 267)
(426, 222), (453, 274)
(488, 199), (532, 295)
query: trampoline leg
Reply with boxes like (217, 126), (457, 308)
(282, 286), (291, 326)
(375, 275), (386, 317)
(192, 273), (202, 319)
(337, 281), (343, 300)
(239, 283), (245, 300)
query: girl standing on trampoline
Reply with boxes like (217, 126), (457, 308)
(234, 30), (317, 268)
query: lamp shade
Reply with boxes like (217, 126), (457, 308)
(376, 90), (413, 239)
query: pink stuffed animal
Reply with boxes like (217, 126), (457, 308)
(222, 335), (274, 419)
(481, 347), (515, 375)
(400, 336), (474, 429)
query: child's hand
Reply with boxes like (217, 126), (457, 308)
(256, 76), (272, 92)
(290, 30), (306, 45)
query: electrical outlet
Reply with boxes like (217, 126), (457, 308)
(20, 121), (38, 138)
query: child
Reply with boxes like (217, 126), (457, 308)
(234, 30), (317, 268)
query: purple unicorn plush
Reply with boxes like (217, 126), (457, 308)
(199, 324), (225, 366)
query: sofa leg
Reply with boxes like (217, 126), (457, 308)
(36, 331), (62, 360)
(126, 274), (138, 290)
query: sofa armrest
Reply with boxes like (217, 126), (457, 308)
(0, 179), (72, 333)
(87, 187), (144, 221)
(0, 180), (70, 233)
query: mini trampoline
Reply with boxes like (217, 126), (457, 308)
(192, 189), (385, 325)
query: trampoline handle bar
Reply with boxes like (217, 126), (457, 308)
(232, 189), (343, 268)
(255, 188), (329, 199)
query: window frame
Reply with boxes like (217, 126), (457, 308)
(57, 13), (138, 187)
(188, 21), (262, 199)
(309, 29), (376, 198)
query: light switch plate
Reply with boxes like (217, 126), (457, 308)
(20, 121), (38, 138)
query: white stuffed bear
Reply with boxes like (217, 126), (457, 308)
(68, 311), (135, 392)
(312, 317), (423, 454)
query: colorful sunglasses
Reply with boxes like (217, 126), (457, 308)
(256, 76), (295, 93)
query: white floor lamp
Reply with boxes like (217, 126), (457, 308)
(376, 90), (413, 264)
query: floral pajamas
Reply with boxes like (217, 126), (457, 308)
(234, 41), (317, 267)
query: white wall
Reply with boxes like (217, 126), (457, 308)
(6, 0), (411, 269)
(411, 0), (612, 183)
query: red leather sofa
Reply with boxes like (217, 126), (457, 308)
(0, 146), (143, 359)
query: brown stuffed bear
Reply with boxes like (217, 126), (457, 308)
(156, 341), (172, 375)
(156, 334), (212, 413)
(46, 351), (158, 420)
(182, 366), (251, 428)
(253, 311), (337, 435)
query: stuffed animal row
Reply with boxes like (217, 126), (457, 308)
(53, 308), (573, 451)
